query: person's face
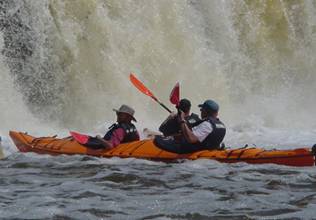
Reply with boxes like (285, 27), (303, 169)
(184, 107), (190, 114)
(116, 112), (132, 123)
(200, 108), (218, 119)
(200, 108), (208, 119)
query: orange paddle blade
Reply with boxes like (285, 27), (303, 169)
(129, 72), (172, 113)
(129, 73), (157, 100)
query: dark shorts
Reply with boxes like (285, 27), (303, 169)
(153, 135), (207, 154)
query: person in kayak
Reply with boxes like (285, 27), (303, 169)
(159, 98), (200, 137)
(154, 99), (226, 154)
(88, 104), (140, 149)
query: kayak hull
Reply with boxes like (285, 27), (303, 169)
(9, 131), (315, 167)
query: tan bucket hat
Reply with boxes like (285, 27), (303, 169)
(113, 104), (137, 122)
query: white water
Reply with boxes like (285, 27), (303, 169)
(1, 2), (316, 219)
(1, 0), (316, 156)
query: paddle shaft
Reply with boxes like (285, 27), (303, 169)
(152, 97), (172, 113)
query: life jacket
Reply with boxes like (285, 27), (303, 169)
(193, 117), (226, 149)
(186, 113), (201, 126)
(159, 113), (200, 136)
(103, 123), (139, 143)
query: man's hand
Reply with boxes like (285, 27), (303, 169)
(179, 110), (199, 144)
(167, 111), (177, 120)
(170, 111), (177, 117)
(177, 110), (185, 122)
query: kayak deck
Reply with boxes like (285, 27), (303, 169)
(9, 131), (315, 167)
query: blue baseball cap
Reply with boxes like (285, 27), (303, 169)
(198, 99), (219, 112)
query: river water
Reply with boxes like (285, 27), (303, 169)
(1, 0), (316, 219)
(1, 152), (316, 219)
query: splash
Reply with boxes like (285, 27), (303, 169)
(0, 0), (316, 147)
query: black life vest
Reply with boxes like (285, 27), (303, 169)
(193, 117), (226, 149)
(103, 123), (139, 143)
(159, 113), (200, 136)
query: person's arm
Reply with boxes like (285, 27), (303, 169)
(180, 122), (200, 143)
(159, 112), (178, 135)
(96, 128), (126, 149)
(179, 111), (200, 143)
(96, 135), (114, 149)
(160, 112), (177, 126)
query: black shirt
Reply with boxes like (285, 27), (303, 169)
(159, 113), (200, 136)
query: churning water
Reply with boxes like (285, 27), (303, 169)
(1, 0), (316, 219)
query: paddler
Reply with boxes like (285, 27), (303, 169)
(159, 98), (200, 137)
(93, 104), (140, 149)
(154, 99), (226, 154)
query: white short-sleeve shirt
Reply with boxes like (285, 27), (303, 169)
(192, 121), (213, 142)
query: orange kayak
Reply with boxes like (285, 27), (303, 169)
(9, 131), (315, 167)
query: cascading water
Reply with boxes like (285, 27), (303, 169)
(1, 0), (316, 146)
(2, 1), (316, 219)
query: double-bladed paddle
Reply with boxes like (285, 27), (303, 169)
(70, 131), (104, 149)
(71, 74), (181, 142)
